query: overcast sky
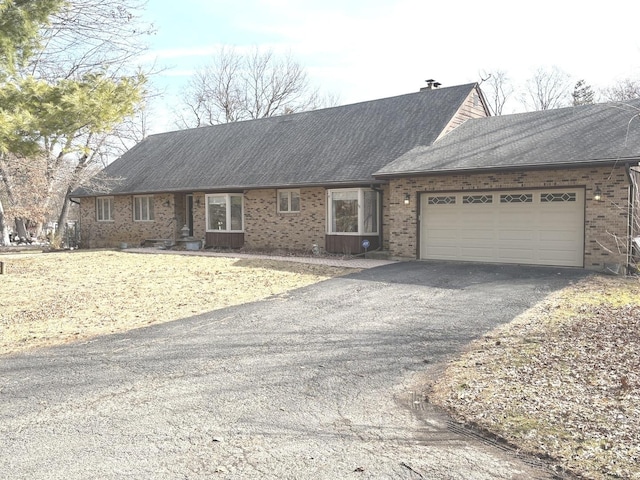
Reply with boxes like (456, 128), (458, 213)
(140, 0), (640, 133)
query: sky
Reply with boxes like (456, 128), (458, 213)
(138, 0), (640, 134)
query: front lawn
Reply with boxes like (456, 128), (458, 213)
(0, 250), (354, 356)
(431, 274), (640, 479)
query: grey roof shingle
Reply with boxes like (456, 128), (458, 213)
(76, 83), (477, 196)
(376, 100), (640, 176)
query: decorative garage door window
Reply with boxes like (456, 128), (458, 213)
(428, 196), (456, 205)
(462, 194), (493, 204)
(541, 192), (577, 202)
(500, 193), (532, 203)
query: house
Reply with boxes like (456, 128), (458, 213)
(73, 83), (488, 254)
(72, 84), (640, 272)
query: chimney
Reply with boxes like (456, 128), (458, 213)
(420, 79), (441, 91)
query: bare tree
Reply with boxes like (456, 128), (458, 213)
(0, 1), (153, 244)
(601, 78), (640, 102)
(0, 153), (50, 242)
(27, 0), (154, 80)
(177, 47), (334, 128)
(479, 70), (514, 115)
(522, 66), (573, 111)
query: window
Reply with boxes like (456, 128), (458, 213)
(462, 194), (493, 204)
(206, 194), (244, 232)
(500, 193), (532, 203)
(541, 192), (576, 203)
(96, 197), (113, 221)
(428, 195), (456, 205)
(133, 195), (154, 221)
(327, 188), (379, 235)
(277, 190), (301, 213)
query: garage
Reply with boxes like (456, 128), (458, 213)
(419, 188), (585, 267)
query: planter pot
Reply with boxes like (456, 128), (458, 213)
(184, 241), (200, 251)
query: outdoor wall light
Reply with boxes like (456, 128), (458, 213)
(404, 193), (411, 205)
(593, 186), (602, 202)
(163, 199), (171, 207)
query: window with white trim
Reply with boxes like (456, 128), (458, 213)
(133, 195), (154, 221)
(327, 188), (379, 235)
(277, 189), (300, 213)
(206, 194), (244, 231)
(96, 196), (114, 221)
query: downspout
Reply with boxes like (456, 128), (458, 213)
(70, 197), (81, 249)
(371, 184), (384, 252)
(627, 163), (639, 273)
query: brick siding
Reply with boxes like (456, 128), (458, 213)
(386, 165), (632, 270)
(244, 188), (326, 252)
(79, 194), (177, 248)
(80, 165), (632, 270)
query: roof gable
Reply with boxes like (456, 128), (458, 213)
(376, 100), (640, 176)
(80, 83), (479, 196)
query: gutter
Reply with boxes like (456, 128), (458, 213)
(70, 180), (390, 198)
(373, 158), (640, 179)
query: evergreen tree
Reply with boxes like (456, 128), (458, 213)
(572, 80), (595, 106)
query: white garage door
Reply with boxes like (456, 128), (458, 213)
(420, 189), (585, 267)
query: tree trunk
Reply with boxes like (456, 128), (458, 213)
(54, 152), (88, 245)
(0, 199), (10, 246)
(15, 217), (30, 243)
(57, 193), (71, 243)
(35, 221), (44, 240)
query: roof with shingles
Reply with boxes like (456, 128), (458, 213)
(75, 83), (478, 196)
(375, 100), (640, 176)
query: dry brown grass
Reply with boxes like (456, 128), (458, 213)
(0, 250), (355, 356)
(431, 274), (640, 480)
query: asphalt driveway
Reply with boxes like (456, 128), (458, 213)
(0, 261), (588, 479)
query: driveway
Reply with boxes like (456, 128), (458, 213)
(0, 261), (587, 479)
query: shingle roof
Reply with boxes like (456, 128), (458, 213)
(75, 83), (477, 196)
(375, 100), (640, 176)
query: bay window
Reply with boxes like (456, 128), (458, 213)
(206, 194), (244, 231)
(327, 188), (379, 234)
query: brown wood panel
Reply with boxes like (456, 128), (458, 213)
(325, 235), (380, 255)
(206, 232), (245, 248)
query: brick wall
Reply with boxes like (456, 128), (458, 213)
(244, 187), (326, 252)
(386, 165), (631, 270)
(79, 194), (178, 248)
(192, 193), (206, 243)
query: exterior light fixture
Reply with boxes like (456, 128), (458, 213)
(594, 186), (602, 202)
(163, 199), (171, 207)
(404, 193), (411, 205)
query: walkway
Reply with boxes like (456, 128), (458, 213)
(123, 247), (398, 269)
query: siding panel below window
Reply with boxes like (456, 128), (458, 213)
(206, 232), (245, 248)
(325, 235), (380, 255)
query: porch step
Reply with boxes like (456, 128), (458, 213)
(142, 238), (174, 249)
